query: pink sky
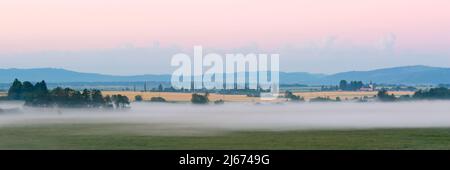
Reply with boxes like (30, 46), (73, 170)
(1, 0), (450, 53)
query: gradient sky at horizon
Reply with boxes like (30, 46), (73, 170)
(1, 0), (450, 75)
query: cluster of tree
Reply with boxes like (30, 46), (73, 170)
(391, 86), (417, 91)
(48, 87), (107, 108)
(356, 96), (370, 103)
(191, 93), (209, 104)
(111, 94), (130, 108)
(133, 94), (167, 102)
(8, 79), (45, 101)
(376, 89), (397, 102)
(413, 87), (450, 99)
(309, 96), (341, 102)
(321, 85), (339, 91)
(284, 91), (305, 101)
(134, 95), (143, 102)
(150, 96), (167, 102)
(151, 84), (176, 92)
(214, 99), (225, 104)
(377, 87), (450, 102)
(339, 80), (364, 91)
(7, 79), (129, 108)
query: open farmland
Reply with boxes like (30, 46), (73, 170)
(102, 91), (414, 102)
(1, 90), (414, 102)
(102, 91), (262, 102)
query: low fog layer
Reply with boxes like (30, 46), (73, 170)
(1, 101), (450, 131)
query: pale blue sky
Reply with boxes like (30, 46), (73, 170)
(1, 0), (449, 75)
(1, 38), (449, 75)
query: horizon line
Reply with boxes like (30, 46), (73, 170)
(0, 64), (442, 76)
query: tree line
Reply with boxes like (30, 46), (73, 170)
(284, 91), (305, 101)
(7, 79), (129, 108)
(377, 87), (450, 102)
(339, 80), (364, 91)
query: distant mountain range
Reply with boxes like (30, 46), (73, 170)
(0, 68), (170, 83)
(1, 65), (450, 85)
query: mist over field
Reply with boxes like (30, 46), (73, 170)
(1, 101), (450, 134)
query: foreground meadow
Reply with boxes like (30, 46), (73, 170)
(1, 101), (450, 149)
(1, 124), (450, 149)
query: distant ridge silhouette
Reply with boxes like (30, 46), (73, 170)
(1, 65), (449, 85)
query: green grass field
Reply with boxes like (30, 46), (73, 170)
(2, 124), (450, 149)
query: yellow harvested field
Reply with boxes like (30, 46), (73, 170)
(102, 91), (261, 102)
(102, 91), (415, 102)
